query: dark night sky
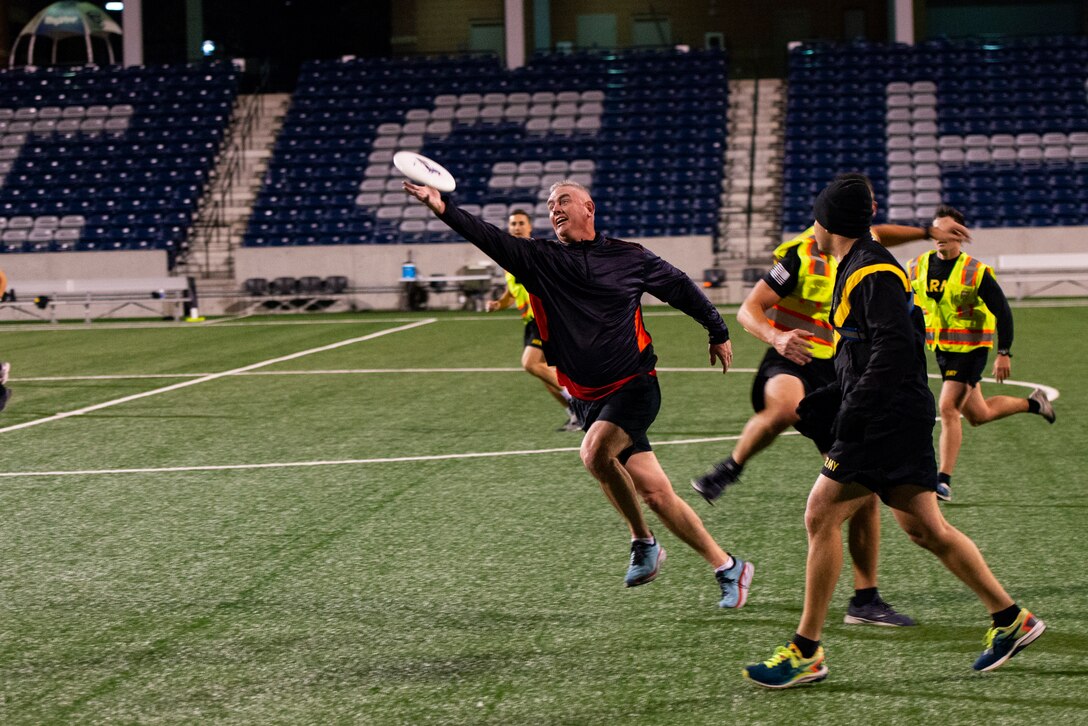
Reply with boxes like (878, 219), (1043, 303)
(4, 1), (392, 86)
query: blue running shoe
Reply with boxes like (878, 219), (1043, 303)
(744, 643), (829, 689)
(716, 556), (753, 608)
(844, 596), (916, 626)
(973, 609), (1046, 672)
(936, 481), (952, 502)
(625, 539), (665, 587)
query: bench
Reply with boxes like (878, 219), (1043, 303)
(995, 253), (1088, 300)
(2, 276), (193, 322)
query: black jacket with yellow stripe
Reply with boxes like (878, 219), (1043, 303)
(831, 236), (935, 429)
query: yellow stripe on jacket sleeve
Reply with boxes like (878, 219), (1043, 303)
(833, 263), (911, 329)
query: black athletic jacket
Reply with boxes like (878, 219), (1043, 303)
(438, 204), (729, 400)
(830, 235), (935, 434)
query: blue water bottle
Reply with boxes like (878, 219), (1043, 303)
(401, 251), (417, 281)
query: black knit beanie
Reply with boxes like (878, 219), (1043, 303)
(814, 178), (873, 237)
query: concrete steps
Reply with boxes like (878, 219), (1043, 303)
(181, 92), (290, 297)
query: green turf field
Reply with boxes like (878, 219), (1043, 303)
(0, 305), (1084, 724)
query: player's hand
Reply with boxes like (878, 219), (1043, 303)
(403, 181), (446, 215)
(993, 353), (1011, 383)
(931, 216), (970, 243)
(485, 300), (501, 312)
(773, 329), (814, 365)
(709, 340), (732, 373)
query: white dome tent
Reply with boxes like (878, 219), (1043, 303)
(9, 1), (123, 68)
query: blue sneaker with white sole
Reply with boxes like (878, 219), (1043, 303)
(716, 556), (753, 608)
(625, 539), (665, 587)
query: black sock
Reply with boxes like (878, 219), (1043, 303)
(725, 456), (743, 475)
(991, 603), (1021, 628)
(1027, 398), (1041, 415)
(939, 472), (952, 486)
(852, 587), (878, 607)
(792, 633), (820, 659)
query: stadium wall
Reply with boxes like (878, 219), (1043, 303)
(0, 250), (169, 283)
(234, 235), (715, 310)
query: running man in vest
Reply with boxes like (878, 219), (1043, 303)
(405, 178), (753, 609)
(692, 176), (969, 625)
(907, 205), (1055, 502)
(487, 209), (582, 432)
(744, 176), (1044, 689)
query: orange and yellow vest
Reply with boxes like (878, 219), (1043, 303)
(907, 251), (996, 351)
(765, 228), (836, 360)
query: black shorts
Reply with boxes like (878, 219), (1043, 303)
(523, 319), (544, 350)
(821, 415), (939, 498)
(935, 348), (988, 386)
(569, 373), (660, 464)
(751, 348), (836, 412)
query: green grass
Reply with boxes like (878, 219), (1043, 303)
(0, 306), (1085, 724)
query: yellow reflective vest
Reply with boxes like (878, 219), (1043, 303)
(907, 251), (996, 351)
(765, 228), (836, 359)
(504, 271), (534, 323)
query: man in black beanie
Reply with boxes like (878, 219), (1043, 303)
(743, 175), (1045, 688)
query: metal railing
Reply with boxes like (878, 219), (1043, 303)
(184, 65), (270, 277)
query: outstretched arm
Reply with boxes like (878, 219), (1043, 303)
(403, 182), (535, 282)
(872, 216), (970, 247)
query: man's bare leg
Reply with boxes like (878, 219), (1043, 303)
(884, 485), (1013, 612)
(521, 345), (568, 408)
(730, 374), (805, 464)
(625, 451), (729, 569)
(797, 475), (871, 640)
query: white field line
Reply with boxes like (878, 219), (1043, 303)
(0, 297), (1079, 333)
(0, 432), (777, 479)
(0, 318), (437, 435)
(11, 367), (1060, 400)
(13, 366), (759, 382)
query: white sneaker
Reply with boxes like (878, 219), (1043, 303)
(1029, 388), (1055, 424)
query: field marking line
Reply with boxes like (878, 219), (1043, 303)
(0, 318), (437, 435)
(0, 317), (427, 333)
(11, 367), (1060, 400)
(0, 432), (775, 479)
(13, 366), (760, 381)
(0, 297), (1079, 333)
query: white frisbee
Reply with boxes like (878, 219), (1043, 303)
(393, 151), (457, 193)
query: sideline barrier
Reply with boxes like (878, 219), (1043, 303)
(996, 253), (1088, 299)
(1, 276), (194, 322)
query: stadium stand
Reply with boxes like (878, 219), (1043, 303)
(0, 61), (238, 261)
(244, 48), (728, 247)
(781, 36), (1088, 231)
